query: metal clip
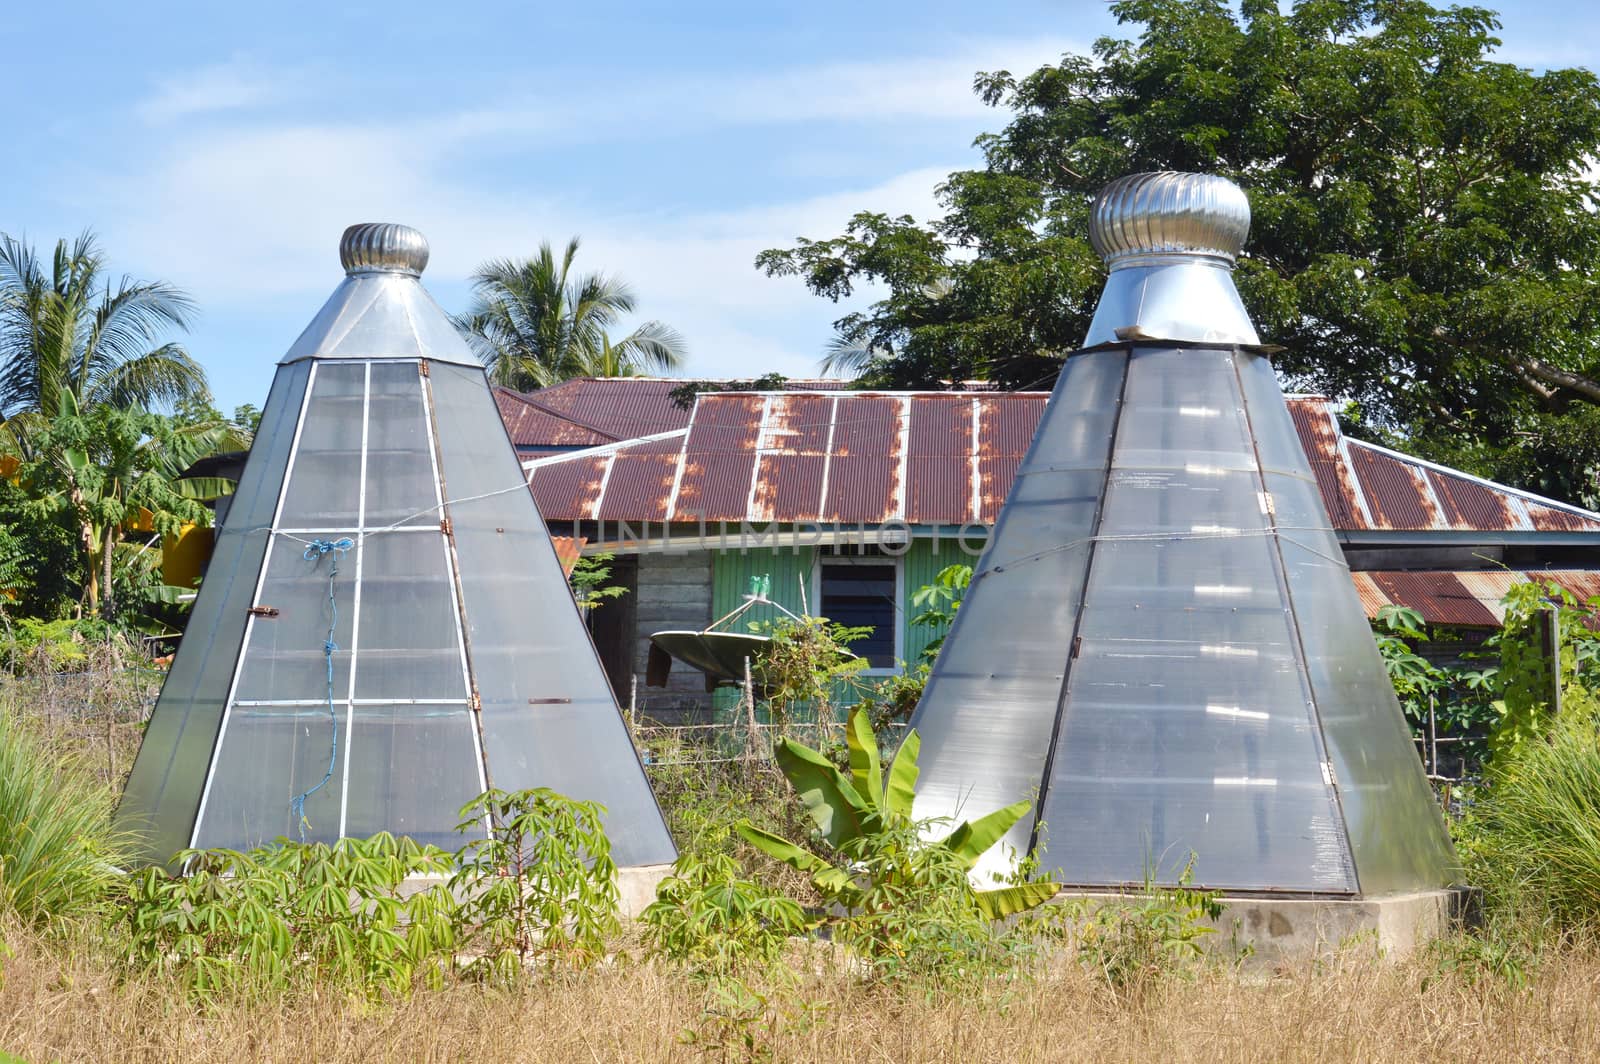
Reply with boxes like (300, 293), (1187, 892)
(247, 605), (280, 618)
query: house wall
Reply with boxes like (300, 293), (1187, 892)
(631, 551), (713, 722)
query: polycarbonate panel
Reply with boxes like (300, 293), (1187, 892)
(915, 341), (1465, 895)
(427, 362), (676, 868)
(351, 532), (467, 701)
(909, 349), (1125, 878)
(1112, 347), (1258, 472)
(277, 363), (364, 528)
(1034, 346), (1354, 891)
(233, 537), (357, 702)
(1277, 537), (1458, 892)
(343, 704), (485, 849)
(362, 361), (437, 527)
(193, 703), (347, 849)
(479, 698), (673, 866)
(118, 361), (311, 864)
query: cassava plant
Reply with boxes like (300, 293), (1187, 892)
(118, 833), (460, 1003)
(449, 787), (620, 982)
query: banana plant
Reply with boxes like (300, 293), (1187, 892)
(736, 707), (1059, 920)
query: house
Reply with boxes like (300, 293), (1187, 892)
(512, 379), (1600, 719)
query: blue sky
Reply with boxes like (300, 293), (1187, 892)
(4, 1), (1598, 414)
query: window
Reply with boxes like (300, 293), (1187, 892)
(817, 559), (900, 670)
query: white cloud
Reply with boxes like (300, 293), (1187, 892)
(91, 34), (1075, 401)
(136, 60), (293, 124)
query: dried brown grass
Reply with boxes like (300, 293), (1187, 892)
(4, 924), (1599, 1063)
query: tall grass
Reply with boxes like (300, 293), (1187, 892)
(0, 706), (134, 928)
(1467, 687), (1600, 932)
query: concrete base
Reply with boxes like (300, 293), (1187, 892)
(616, 863), (674, 919)
(399, 863), (673, 920)
(1063, 887), (1475, 969)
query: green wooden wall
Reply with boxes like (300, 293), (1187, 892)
(707, 535), (985, 673)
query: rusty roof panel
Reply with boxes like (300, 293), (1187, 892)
(975, 395), (1042, 523)
(529, 454), (610, 520)
(753, 394), (834, 522)
(1350, 572), (1390, 618)
(673, 394), (763, 522)
(496, 389), (614, 449)
(908, 395), (974, 524)
(598, 434), (683, 524)
(1362, 570), (1600, 627)
(1369, 570), (1499, 627)
(977, 457), (1024, 523)
(518, 384), (1600, 539)
(1425, 469), (1521, 532)
(1347, 445), (1437, 530)
(823, 394), (901, 523)
(980, 394), (1046, 456)
(1285, 400), (1366, 530)
(1526, 502), (1594, 532)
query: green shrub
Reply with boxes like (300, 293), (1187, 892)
(1069, 864), (1223, 1001)
(0, 708), (132, 927)
(450, 787), (621, 982)
(1466, 685), (1600, 933)
(118, 833), (459, 1003)
(642, 837), (809, 980)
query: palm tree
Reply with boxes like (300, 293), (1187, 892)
(0, 231), (207, 448)
(457, 237), (686, 390)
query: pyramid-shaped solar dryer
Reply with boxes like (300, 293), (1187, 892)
(118, 223), (675, 869)
(908, 173), (1458, 895)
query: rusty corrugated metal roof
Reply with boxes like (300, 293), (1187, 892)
(1353, 570), (1600, 626)
(518, 384), (1600, 535)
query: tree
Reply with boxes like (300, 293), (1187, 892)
(757, 0), (1600, 503)
(457, 237), (686, 390)
(18, 395), (245, 620)
(0, 231), (208, 448)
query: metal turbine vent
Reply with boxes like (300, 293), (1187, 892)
(339, 222), (430, 277)
(1082, 171), (1259, 346)
(1089, 171), (1251, 267)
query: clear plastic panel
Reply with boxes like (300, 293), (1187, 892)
(193, 704), (347, 850)
(343, 704), (485, 850)
(278, 363), (364, 528)
(351, 532), (468, 702)
(480, 699), (677, 867)
(1277, 538), (1459, 892)
(119, 362), (310, 863)
(426, 362), (675, 867)
(1233, 350), (1308, 476)
(909, 350), (1127, 877)
(233, 537), (356, 702)
(363, 361), (438, 527)
(1113, 347), (1257, 472)
(1036, 346), (1353, 891)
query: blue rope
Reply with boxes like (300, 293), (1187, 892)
(290, 537), (354, 841)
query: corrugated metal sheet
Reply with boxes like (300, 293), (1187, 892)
(521, 386), (1600, 535)
(1352, 570), (1600, 627)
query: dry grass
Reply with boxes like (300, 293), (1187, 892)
(4, 925), (1600, 1063)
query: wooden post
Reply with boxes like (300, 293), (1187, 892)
(742, 655), (759, 760)
(628, 673), (638, 728)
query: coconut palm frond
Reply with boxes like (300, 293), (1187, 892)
(457, 237), (684, 389)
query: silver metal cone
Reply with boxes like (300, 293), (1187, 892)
(279, 223), (479, 366)
(1083, 172), (1259, 346)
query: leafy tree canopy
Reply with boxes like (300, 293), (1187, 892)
(457, 237), (686, 391)
(757, 0), (1600, 504)
(0, 231), (208, 448)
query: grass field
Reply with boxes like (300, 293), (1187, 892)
(3, 921), (1598, 1062)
